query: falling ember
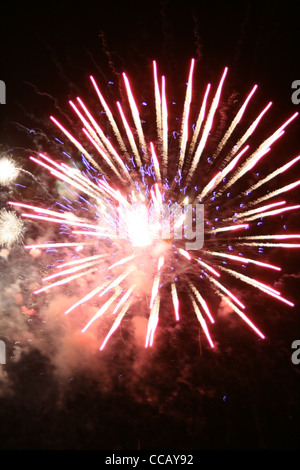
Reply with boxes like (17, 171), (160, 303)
(8, 59), (300, 351)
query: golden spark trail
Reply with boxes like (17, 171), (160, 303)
(64, 282), (111, 315)
(69, 98), (130, 179)
(171, 282), (180, 321)
(189, 283), (215, 323)
(207, 275), (246, 310)
(243, 155), (300, 196)
(220, 266), (294, 306)
(186, 67), (228, 182)
(251, 180), (300, 206)
(178, 59), (195, 171)
(212, 84), (258, 160)
(117, 101), (142, 168)
(34, 268), (98, 295)
(221, 297), (265, 339)
(226, 201), (286, 221)
(222, 101), (272, 167)
(82, 287), (122, 333)
(188, 83), (211, 157)
(196, 259), (221, 277)
(123, 73), (148, 159)
(145, 295), (160, 348)
(161, 75), (168, 173)
(204, 250), (281, 271)
(90, 75), (129, 156)
(100, 299), (133, 351)
(189, 294), (214, 348)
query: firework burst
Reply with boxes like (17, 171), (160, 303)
(9, 59), (300, 350)
(0, 156), (19, 187)
(0, 209), (24, 248)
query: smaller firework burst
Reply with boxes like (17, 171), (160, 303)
(0, 156), (19, 187)
(0, 209), (24, 248)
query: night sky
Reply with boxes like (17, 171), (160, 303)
(0, 0), (300, 453)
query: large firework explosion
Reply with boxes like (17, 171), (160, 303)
(6, 59), (300, 352)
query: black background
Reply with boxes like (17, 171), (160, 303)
(0, 0), (300, 452)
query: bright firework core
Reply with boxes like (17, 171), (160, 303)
(101, 187), (204, 249)
(128, 204), (153, 247)
(8, 59), (300, 351)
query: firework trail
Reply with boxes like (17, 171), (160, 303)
(8, 59), (300, 351)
